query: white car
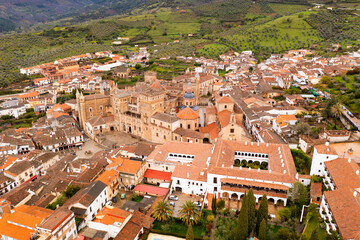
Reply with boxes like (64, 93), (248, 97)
(169, 201), (176, 207)
(169, 195), (179, 201)
(193, 201), (202, 207)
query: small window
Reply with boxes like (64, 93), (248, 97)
(230, 128), (234, 133)
(213, 177), (217, 184)
(225, 105), (227, 109)
(89, 107), (92, 112)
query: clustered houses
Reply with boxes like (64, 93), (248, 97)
(178, 49), (360, 89)
(0, 203), (77, 240)
(226, 86), (303, 146)
(146, 140), (310, 214)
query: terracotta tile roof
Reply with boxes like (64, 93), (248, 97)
(0, 213), (35, 240)
(205, 106), (217, 115)
(200, 122), (219, 140)
(8, 205), (53, 229)
(324, 187), (360, 240)
(134, 184), (168, 196)
(172, 164), (207, 182)
(314, 144), (338, 155)
(116, 159), (142, 175)
(115, 211), (154, 240)
(217, 110), (232, 128)
(325, 158), (360, 189)
(173, 128), (204, 139)
(310, 182), (322, 197)
(216, 96), (234, 104)
(39, 208), (73, 232)
(96, 169), (118, 186)
(18, 91), (39, 99)
(144, 169), (172, 181)
(176, 107), (199, 120)
(93, 206), (131, 225)
(209, 139), (298, 184)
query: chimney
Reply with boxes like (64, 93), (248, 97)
(266, 143), (269, 147)
(356, 170), (359, 176)
(348, 158), (351, 163)
(258, 168), (260, 172)
(222, 164), (224, 168)
(283, 170), (286, 174)
(231, 165), (233, 169)
(251, 142), (253, 146)
(354, 191), (358, 197)
(245, 141), (247, 145)
(325, 142), (329, 146)
(187, 172), (189, 178)
(200, 172), (204, 176)
(257, 142), (259, 146)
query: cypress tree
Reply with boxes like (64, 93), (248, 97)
(309, 227), (318, 240)
(247, 188), (256, 235)
(234, 192), (248, 240)
(256, 194), (268, 235)
(212, 195), (217, 215)
(258, 219), (266, 240)
(186, 224), (194, 240)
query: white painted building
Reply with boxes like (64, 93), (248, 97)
(69, 181), (108, 227)
(310, 143), (338, 176)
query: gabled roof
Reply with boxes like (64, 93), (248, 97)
(216, 96), (234, 104)
(176, 107), (199, 120)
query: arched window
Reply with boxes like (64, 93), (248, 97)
(89, 107), (92, 112)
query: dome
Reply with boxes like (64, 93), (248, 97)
(184, 92), (195, 99)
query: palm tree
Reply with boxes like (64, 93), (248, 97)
(152, 200), (173, 222)
(331, 103), (342, 128)
(179, 201), (201, 226)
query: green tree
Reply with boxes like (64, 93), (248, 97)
(186, 224), (194, 240)
(212, 195), (217, 215)
(179, 201), (201, 225)
(288, 182), (309, 207)
(330, 103), (342, 128)
(323, 97), (338, 120)
(247, 189), (256, 235)
(326, 230), (341, 240)
(256, 194), (268, 235)
(152, 200), (174, 222)
(63, 185), (80, 198)
(309, 227), (319, 240)
(217, 199), (225, 210)
(235, 192), (248, 240)
(277, 207), (292, 222)
(258, 219), (266, 240)
(135, 63), (141, 69)
(276, 228), (290, 240)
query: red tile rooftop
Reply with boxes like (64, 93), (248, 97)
(134, 184), (169, 196)
(144, 169), (172, 181)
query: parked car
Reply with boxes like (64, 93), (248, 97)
(193, 201), (202, 207)
(113, 196), (118, 202)
(169, 195), (179, 201)
(106, 201), (113, 206)
(120, 194), (126, 200)
(169, 201), (176, 207)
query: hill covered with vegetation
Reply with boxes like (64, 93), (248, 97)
(0, 0), (359, 88)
